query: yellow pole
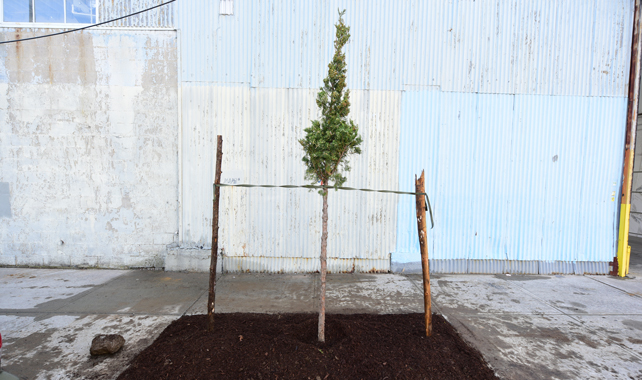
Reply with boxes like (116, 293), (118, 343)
(617, 202), (632, 277)
(617, 0), (642, 277)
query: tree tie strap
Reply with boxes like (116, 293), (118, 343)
(213, 183), (434, 229)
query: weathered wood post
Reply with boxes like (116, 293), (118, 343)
(208, 135), (223, 332)
(415, 170), (432, 336)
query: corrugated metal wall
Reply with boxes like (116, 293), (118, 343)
(176, 0), (631, 95)
(180, 85), (399, 272)
(396, 91), (627, 273)
(176, 0), (634, 273)
(98, 0), (174, 28)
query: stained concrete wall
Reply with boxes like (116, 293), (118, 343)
(0, 29), (178, 268)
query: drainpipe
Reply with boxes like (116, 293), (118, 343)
(615, 0), (642, 277)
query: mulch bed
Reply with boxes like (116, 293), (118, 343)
(117, 313), (498, 380)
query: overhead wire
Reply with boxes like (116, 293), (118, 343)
(0, 0), (176, 45)
(213, 183), (435, 229)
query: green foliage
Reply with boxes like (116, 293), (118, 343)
(300, 9), (362, 195)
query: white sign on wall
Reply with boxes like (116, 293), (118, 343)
(219, 0), (233, 15)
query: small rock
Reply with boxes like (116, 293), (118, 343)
(90, 334), (125, 355)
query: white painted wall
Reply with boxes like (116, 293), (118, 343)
(0, 29), (179, 268)
(178, 85), (400, 272)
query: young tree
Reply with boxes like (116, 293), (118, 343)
(299, 9), (362, 343)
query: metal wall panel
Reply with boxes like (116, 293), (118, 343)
(223, 256), (390, 273)
(177, 0), (632, 96)
(176, 0), (633, 273)
(538, 261), (575, 275)
(396, 90), (627, 266)
(429, 259), (468, 274)
(506, 260), (539, 275)
(181, 85), (400, 271)
(468, 259), (506, 274)
(574, 261), (610, 275)
(572, 97), (627, 263)
(98, 0), (175, 28)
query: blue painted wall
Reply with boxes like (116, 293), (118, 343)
(396, 90), (627, 264)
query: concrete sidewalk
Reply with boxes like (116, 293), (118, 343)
(1, 263), (642, 379)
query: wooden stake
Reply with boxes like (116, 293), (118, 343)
(415, 171), (432, 336)
(208, 135), (223, 332)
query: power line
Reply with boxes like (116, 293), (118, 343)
(0, 0), (176, 45)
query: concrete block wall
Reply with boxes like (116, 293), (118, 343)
(0, 29), (179, 268)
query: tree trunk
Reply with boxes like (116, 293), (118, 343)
(318, 191), (328, 342)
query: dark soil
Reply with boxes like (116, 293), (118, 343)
(117, 313), (498, 380)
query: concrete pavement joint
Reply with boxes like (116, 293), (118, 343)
(430, 308), (507, 378)
(586, 275), (642, 299)
(505, 278), (642, 363)
(507, 285), (642, 364)
(183, 288), (207, 316)
(41, 272), (128, 314)
(501, 279), (584, 324)
(401, 274), (444, 315)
